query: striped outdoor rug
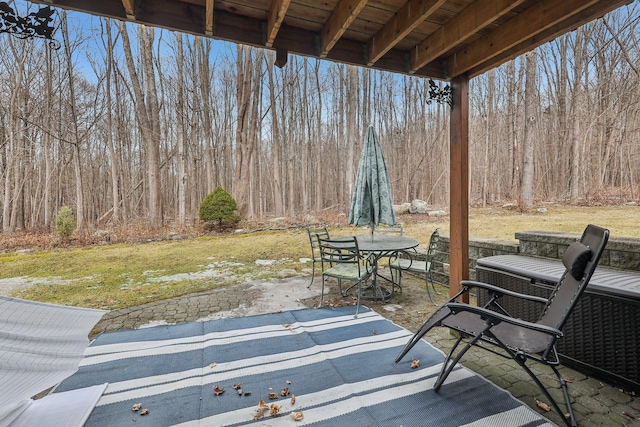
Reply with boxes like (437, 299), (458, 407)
(56, 307), (555, 426)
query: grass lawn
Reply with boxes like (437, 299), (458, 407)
(2, 205), (638, 310)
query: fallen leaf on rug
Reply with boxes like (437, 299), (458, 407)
(213, 385), (224, 396)
(268, 392), (279, 399)
(411, 359), (420, 369)
(281, 387), (290, 396)
(291, 411), (304, 421)
(254, 399), (270, 419)
(270, 403), (282, 417)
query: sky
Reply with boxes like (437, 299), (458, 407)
(9, 0), (236, 79)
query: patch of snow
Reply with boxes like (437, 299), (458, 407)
(138, 320), (175, 329)
(197, 277), (322, 321)
(0, 276), (75, 295)
(382, 304), (403, 312)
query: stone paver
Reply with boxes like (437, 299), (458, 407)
(91, 272), (639, 427)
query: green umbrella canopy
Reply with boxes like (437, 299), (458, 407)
(348, 126), (396, 232)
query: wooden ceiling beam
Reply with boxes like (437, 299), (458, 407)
(266, 0), (292, 48)
(410, 0), (527, 73)
(121, 0), (135, 20)
(465, 0), (634, 78)
(319, 0), (368, 58)
(211, 10), (446, 79)
(367, 0), (446, 66)
(448, 0), (610, 78)
(205, 0), (214, 36)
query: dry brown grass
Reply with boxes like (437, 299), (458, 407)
(400, 205), (640, 244)
(1, 204), (637, 252)
(1, 204), (638, 309)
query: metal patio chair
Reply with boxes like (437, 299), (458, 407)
(373, 223), (404, 294)
(389, 228), (440, 303)
(374, 223), (404, 236)
(396, 224), (609, 427)
(306, 226), (330, 288)
(317, 235), (374, 318)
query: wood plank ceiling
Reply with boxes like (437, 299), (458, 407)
(32, 0), (631, 80)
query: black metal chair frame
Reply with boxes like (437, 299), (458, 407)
(374, 223), (404, 236)
(306, 226), (330, 289)
(389, 228), (440, 304)
(317, 235), (375, 318)
(372, 223), (404, 295)
(396, 224), (609, 427)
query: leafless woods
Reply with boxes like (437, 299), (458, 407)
(0, 5), (639, 232)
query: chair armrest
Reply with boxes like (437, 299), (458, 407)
(362, 252), (377, 274)
(389, 248), (422, 269)
(447, 303), (563, 337)
(461, 280), (549, 304)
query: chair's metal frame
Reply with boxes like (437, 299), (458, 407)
(317, 235), (374, 318)
(374, 223), (404, 236)
(396, 224), (609, 427)
(389, 228), (440, 304)
(372, 223), (404, 295)
(306, 226), (329, 289)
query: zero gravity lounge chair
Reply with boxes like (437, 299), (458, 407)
(396, 224), (609, 427)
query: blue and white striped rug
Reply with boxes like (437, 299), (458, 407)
(56, 307), (555, 426)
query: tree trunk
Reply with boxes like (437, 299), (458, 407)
(120, 22), (163, 228)
(234, 46), (260, 217)
(569, 27), (585, 203)
(506, 59), (518, 198)
(61, 12), (86, 229)
(345, 65), (358, 211)
(3, 38), (28, 232)
(520, 50), (537, 209)
(102, 20), (121, 225)
(267, 53), (284, 216)
(176, 33), (187, 226)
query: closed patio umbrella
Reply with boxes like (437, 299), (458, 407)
(349, 125), (396, 240)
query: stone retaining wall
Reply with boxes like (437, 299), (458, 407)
(516, 230), (640, 271)
(420, 230), (640, 286)
(431, 236), (519, 282)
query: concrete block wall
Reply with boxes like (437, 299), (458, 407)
(420, 230), (640, 287)
(413, 235), (519, 285)
(516, 230), (640, 271)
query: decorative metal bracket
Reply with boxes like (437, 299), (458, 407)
(426, 78), (453, 108)
(0, 2), (60, 49)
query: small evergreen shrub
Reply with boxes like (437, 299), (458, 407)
(199, 186), (241, 230)
(55, 206), (75, 241)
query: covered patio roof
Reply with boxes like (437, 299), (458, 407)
(30, 0), (633, 298)
(31, 0), (630, 80)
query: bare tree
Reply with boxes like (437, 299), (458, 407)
(175, 33), (187, 226)
(520, 50), (537, 209)
(569, 27), (586, 202)
(2, 37), (29, 233)
(120, 22), (163, 228)
(266, 52), (284, 216)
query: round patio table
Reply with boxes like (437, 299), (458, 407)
(354, 234), (419, 301)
